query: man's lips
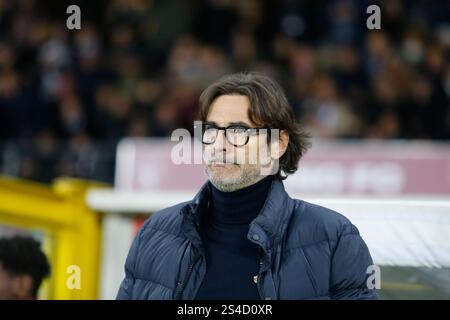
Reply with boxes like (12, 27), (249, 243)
(210, 162), (237, 167)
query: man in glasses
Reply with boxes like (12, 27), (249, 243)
(117, 72), (377, 300)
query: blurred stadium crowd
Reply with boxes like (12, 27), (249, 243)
(0, 0), (449, 183)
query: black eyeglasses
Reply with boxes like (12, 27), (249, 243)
(194, 123), (271, 147)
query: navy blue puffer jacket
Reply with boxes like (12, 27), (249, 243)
(117, 179), (377, 300)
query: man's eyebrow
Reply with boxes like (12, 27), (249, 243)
(228, 121), (252, 127)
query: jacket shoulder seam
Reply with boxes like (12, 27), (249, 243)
(139, 211), (184, 240)
(144, 225), (184, 241)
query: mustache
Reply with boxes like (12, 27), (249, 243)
(204, 154), (238, 164)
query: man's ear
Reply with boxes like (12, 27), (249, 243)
(12, 274), (34, 299)
(270, 130), (289, 160)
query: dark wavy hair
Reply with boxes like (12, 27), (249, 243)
(198, 72), (311, 180)
(0, 235), (51, 296)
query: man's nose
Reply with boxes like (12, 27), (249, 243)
(213, 129), (228, 152)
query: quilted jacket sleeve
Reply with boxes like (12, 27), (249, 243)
(329, 223), (378, 300)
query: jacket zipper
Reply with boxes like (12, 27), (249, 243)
(256, 247), (268, 300)
(256, 272), (265, 299)
(175, 251), (201, 300)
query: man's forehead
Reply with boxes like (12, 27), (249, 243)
(205, 95), (254, 127)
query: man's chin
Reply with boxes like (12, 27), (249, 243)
(207, 164), (241, 183)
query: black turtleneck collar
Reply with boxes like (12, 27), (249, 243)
(207, 175), (274, 226)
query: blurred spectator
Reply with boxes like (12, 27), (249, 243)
(0, 0), (448, 183)
(0, 235), (50, 300)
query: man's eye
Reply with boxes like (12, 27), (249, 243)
(204, 125), (216, 131)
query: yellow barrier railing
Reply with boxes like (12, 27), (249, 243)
(0, 175), (109, 299)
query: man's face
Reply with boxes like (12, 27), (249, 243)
(0, 263), (33, 300)
(203, 94), (272, 192)
(0, 263), (14, 299)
